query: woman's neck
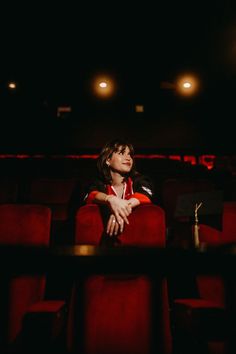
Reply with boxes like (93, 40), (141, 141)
(110, 171), (125, 186)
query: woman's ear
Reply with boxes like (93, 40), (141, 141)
(106, 160), (110, 166)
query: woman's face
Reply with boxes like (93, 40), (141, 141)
(107, 146), (133, 174)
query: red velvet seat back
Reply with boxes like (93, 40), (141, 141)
(0, 204), (51, 344)
(0, 204), (51, 245)
(71, 204), (172, 354)
(114, 204), (166, 247)
(75, 204), (166, 247)
(75, 204), (104, 245)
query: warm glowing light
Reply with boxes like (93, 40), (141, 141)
(135, 105), (144, 113)
(74, 245), (96, 256)
(183, 82), (191, 88)
(176, 74), (200, 96)
(99, 81), (108, 88)
(8, 82), (17, 90)
(92, 75), (116, 99)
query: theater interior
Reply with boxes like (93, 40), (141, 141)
(1, 2), (236, 354)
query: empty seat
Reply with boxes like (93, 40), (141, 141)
(0, 204), (65, 352)
(172, 202), (236, 354)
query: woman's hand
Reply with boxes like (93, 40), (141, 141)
(106, 195), (132, 225)
(106, 214), (122, 236)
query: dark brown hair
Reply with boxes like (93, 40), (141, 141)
(97, 138), (137, 183)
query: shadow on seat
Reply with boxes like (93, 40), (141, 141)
(28, 178), (78, 245)
(161, 177), (215, 248)
(0, 179), (18, 203)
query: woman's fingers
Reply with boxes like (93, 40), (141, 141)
(118, 218), (124, 233)
(119, 211), (129, 225)
(107, 215), (116, 235)
(107, 214), (121, 236)
(107, 214), (126, 235)
(115, 211), (128, 226)
(127, 206), (132, 214)
(108, 197), (132, 220)
(114, 221), (119, 235)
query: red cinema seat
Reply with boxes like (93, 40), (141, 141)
(0, 204), (65, 353)
(173, 202), (236, 354)
(68, 204), (172, 354)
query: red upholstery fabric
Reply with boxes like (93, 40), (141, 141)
(112, 204), (166, 247)
(8, 277), (46, 343)
(196, 202), (236, 305)
(75, 204), (104, 245)
(196, 224), (222, 246)
(0, 204), (51, 245)
(71, 204), (172, 354)
(84, 276), (152, 354)
(0, 204), (51, 345)
(192, 225), (225, 308)
(75, 204), (166, 247)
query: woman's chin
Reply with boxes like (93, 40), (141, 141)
(111, 166), (131, 175)
(121, 168), (131, 174)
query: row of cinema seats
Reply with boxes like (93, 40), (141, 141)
(1, 201), (236, 354)
(0, 202), (236, 354)
(0, 172), (229, 246)
(0, 176), (207, 245)
(0, 203), (171, 354)
(0, 177), (81, 245)
(51, 199), (236, 354)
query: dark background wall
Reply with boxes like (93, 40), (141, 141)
(1, 1), (236, 154)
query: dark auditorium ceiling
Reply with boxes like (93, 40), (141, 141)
(1, 1), (236, 152)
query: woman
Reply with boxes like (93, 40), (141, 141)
(85, 138), (154, 237)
